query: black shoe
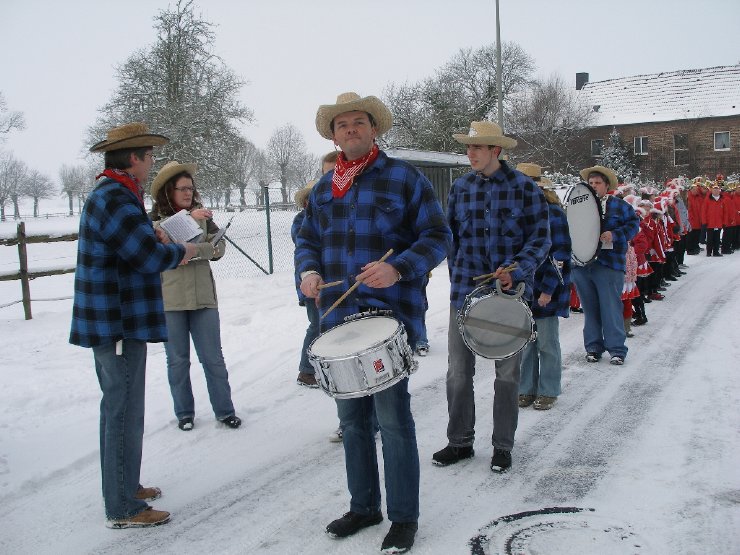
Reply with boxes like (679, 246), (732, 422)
(219, 415), (242, 429)
(570, 307), (583, 313)
(632, 317), (648, 326)
(381, 521), (418, 554)
(586, 352), (602, 363)
(643, 296), (652, 303)
(178, 417), (194, 431)
(432, 445), (474, 466)
(491, 448), (512, 473)
(714, 253), (723, 257)
(326, 511), (383, 538)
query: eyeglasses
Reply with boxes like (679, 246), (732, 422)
(174, 186), (195, 193)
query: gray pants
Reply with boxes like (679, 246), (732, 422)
(446, 305), (521, 451)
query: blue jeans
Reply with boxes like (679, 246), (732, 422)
(519, 316), (562, 398)
(93, 340), (149, 520)
(571, 264), (627, 359)
(299, 300), (320, 375)
(446, 305), (521, 451)
(164, 308), (235, 420)
(335, 378), (419, 523)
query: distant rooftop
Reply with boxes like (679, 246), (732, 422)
(578, 65), (740, 127)
(385, 147), (469, 167)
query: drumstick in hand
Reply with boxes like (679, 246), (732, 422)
(472, 262), (518, 282)
(318, 280), (344, 290)
(321, 249), (394, 321)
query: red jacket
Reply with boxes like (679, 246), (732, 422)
(733, 193), (740, 225)
(687, 188), (706, 229)
(724, 193), (737, 227)
(702, 195), (726, 229)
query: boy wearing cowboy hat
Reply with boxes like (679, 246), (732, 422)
(434, 122), (551, 473)
(70, 122), (197, 529)
(570, 165), (639, 366)
(296, 92), (451, 553)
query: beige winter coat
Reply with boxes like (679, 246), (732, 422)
(154, 217), (226, 311)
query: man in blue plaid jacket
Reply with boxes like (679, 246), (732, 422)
(433, 121), (551, 474)
(295, 92), (451, 554)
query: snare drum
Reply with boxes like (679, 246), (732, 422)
(564, 182), (602, 266)
(308, 314), (417, 399)
(458, 281), (536, 360)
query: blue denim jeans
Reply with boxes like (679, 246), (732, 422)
(519, 316), (562, 398)
(299, 300), (320, 375)
(446, 305), (521, 451)
(93, 340), (149, 520)
(164, 308), (235, 420)
(571, 264), (627, 359)
(335, 378), (419, 523)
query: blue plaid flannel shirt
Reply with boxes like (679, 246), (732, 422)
(447, 161), (551, 310)
(295, 150), (451, 346)
(70, 178), (184, 347)
(291, 210), (308, 305)
(530, 203), (572, 319)
(594, 195), (640, 272)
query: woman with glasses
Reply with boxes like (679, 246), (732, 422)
(150, 161), (241, 431)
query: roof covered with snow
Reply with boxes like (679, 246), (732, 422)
(385, 148), (469, 167)
(578, 65), (740, 127)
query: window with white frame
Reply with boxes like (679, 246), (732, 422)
(634, 136), (648, 155)
(674, 134), (689, 166)
(714, 131), (730, 151)
(591, 139), (604, 157)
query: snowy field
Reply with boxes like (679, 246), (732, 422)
(0, 213), (739, 554)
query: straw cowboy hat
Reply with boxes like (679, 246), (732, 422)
(453, 121), (517, 149)
(580, 165), (619, 191)
(150, 161), (198, 199)
(89, 122), (169, 153)
(515, 162), (552, 185)
(294, 179), (316, 209)
(315, 92), (393, 140)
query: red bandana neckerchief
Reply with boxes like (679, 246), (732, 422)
(96, 169), (144, 206)
(332, 144), (379, 199)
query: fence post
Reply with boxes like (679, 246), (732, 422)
(263, 185), (274, 274)
(17, 222), (32, 320)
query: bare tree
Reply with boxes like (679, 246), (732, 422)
(22, 169), (55, 217)
(507, 74), (595, 174)
(382, 42), (535, 152)
(90, 0), (253, 197)
(232, 137), (259, 209)
(266, 124), (309, 204)
(59, 164), (89, 216)
(0, 92), (25, 142)
(0, 152), (27, 220)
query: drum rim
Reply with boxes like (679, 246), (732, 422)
(565, 181), (602, 266)
(308, 315), (402, 359)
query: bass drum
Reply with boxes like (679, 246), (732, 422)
(458, 281), (536, 360)
(564, 182), (602, 266)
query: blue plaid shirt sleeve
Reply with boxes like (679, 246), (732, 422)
(597, 196), (640, 272)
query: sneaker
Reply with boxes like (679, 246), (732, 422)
(415, 343), (429, 356)
(326, 511), (383, 538)
(610, 356), (624, 366)
(135, 485), (161, 502)
(533, 396), (556, 410)
(328, 427), (343, 443)
(518, 394), (536, 408)
(297, 372), (319, 388)
(381, 521), (418, 554)
(106, 507), (171, 529)
(178, 417), (194, 431)
(219, 415), (242, 429)
(586, 352), (601, 363)
(432, 445), (474, 466)
(490, 448), (512, 473)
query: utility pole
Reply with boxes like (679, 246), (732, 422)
(495, 0), (504, 130)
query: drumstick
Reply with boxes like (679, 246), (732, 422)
(320, 248), (394, 321)
(318, 280), (344, 290)
(472, 262), (518, 282)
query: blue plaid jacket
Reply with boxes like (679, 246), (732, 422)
(593, 195), (640, 272)
(295, 150), (451, 346)
(70, 177), (184, 347)
(447, 161), (551, 309)
(530, 204), (571, 319)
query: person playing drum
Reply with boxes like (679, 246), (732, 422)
(295, 91), (451, 554)
(434, 121), (551, 473)
(571, 165), (640, 366)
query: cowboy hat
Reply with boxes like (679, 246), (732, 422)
(453, 121), (517, 149)
(295, 179), (317, 209)
(150, 161), (198, 199)
(515, 162), (542, 179)
(580, 165), (619, 191)
(90, 122), (169, 153)
(315, 92), (393, 140)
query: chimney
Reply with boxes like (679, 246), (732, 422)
(576, 72), (589, 90)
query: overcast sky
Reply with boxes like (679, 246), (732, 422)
(2, 0), (739, 182)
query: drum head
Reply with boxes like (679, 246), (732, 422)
(311, 316), (398, 358)
(565, 182), (601, 265)
(462, 295), (533, 359)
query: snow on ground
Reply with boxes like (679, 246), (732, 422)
(0, 218), (738, 554)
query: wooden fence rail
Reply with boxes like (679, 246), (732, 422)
(0, 222), (77, 319)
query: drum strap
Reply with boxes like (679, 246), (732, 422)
(464, 317), (533, 339)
